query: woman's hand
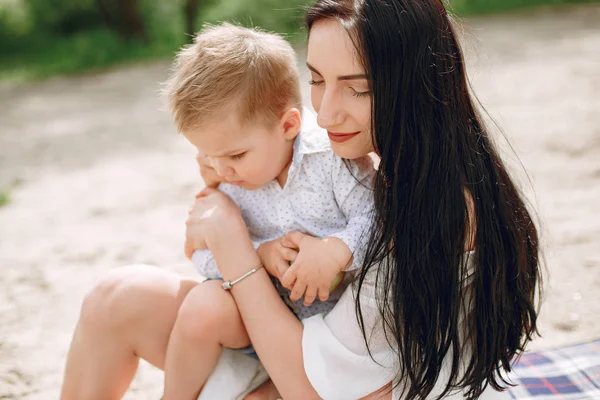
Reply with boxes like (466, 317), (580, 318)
(196, 151), (227, 188)
(184, 187), (245, 259)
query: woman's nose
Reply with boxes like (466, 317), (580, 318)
(316, 90), (344, 129)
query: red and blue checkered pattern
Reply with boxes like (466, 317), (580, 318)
(507, 340), (600, 399)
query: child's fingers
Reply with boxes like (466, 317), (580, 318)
(280, 247), (298, 263)
(303, 285), (318, 306)
(197, 152), (224, 187)
(281, 231), (308, 249)
(280, 267), (297, 290)
(279, 235), (297, 250)
(276, 260), (289, 280)
(289, 280), (307, 302)
(318, 285), (330, 302)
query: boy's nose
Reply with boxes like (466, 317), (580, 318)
(212, 160), (234, 177)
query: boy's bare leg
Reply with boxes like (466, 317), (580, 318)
(163, 280), (251, 400)
(60, 265), (203, 400)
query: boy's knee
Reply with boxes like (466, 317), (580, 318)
(176, 283), (229, 342)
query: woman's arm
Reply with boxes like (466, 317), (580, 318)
(216, 245), (318, 399)
(187, 190), (320, 399)
(188, 190), (393, 399)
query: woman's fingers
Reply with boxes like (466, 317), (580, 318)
(184, 235), (205, 259)
(185, 191), (222, 258)
(184, 217), (208, 259)
(184, 241), (194, 260)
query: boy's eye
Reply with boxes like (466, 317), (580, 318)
(308, 79), (324, 86)
(230, 152), (246, 160)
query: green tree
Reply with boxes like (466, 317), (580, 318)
(96, 0), (147, 41)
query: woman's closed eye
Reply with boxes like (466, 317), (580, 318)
(229, 152), (246, 161)
(310, 79), (370, 98)
(350, 87), (371, 98)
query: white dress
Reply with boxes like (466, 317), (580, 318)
(302, 257), (509, 399)
(199, 253), (510, 400)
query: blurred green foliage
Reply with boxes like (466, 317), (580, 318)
(0, 190), (10, 207)
(0, 0), (597, 83)
(451, 0), (600, 15)
(26, 0), (101, 33)
(0, 0), (312, 83)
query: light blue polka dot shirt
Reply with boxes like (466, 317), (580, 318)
(192, 110), (375, 319)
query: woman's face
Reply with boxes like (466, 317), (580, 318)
(307, 19), (375, 159)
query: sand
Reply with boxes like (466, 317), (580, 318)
(0, 4), (599, 399)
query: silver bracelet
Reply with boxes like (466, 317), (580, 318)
(222, 264), (264, 290)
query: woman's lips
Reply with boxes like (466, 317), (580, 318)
(327, 131), (360, 143)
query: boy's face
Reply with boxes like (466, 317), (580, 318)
(184, 110), (300, 190)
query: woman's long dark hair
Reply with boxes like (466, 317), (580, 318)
(306, 1), (541, 399)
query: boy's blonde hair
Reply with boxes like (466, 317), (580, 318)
(164, 23), (302, 132)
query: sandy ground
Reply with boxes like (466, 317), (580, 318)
(1, 4), (599, 399)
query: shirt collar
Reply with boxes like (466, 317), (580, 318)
(291, 108), (331, 167)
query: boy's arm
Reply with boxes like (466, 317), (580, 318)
(328, 154), (376, 271)
(192, 242), (262, 280)
(280, 154), (375, 303)
(191, 249), (222, 280)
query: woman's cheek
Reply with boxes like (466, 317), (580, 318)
(311, 87), (323, 113)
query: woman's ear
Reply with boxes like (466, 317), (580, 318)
(280, 107), (302, 140)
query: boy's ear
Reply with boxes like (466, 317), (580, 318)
(280, 107), (301, 140)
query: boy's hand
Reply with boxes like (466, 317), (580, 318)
(196, 151), (226, 188)
(257, 238), (298, 279)
(280, 232), (352, 306)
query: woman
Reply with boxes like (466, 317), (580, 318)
(60, 0), (541, 399)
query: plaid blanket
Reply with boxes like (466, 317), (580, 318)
(507, 340), (600, 399)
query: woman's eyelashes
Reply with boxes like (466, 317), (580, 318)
(309, 78), (371, 98)
(350, 88), (371, 98)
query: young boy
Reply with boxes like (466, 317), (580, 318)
(162, 23), (374, 399)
